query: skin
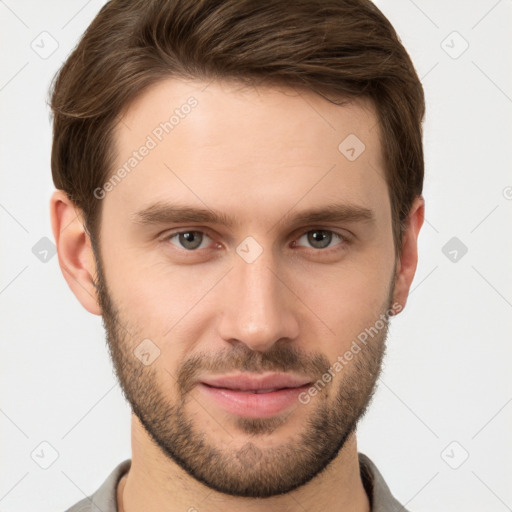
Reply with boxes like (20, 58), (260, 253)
(51, 78), (424, 512)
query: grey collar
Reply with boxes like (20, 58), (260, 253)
(65, 453), (408, 512)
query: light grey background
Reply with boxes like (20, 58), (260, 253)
(1, 1), (511, 511)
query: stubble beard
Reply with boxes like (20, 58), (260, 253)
(93, 249), (392, 498)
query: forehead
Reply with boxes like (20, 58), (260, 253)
(105, 78), (388, 228)
(116, 78), (381, 159)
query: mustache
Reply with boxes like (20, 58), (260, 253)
(176, 343), (332, 396)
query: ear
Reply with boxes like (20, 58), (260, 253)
(50, 190), (101, 315)
(392, 196), (425, 312)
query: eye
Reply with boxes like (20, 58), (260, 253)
(166, 230), (213, 250)
(163, 228), (348, 253)
(293, 229), (346, 250)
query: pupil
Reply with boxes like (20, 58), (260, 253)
(309, 230), (330, 249)
(181, 231), (202, 249)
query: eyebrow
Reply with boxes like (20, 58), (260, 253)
(132, 201), (375, 230)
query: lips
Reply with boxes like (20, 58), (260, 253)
(200, 372), (312, 392)
(197, 373), (313, 418)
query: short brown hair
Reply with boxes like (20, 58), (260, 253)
(49, 0), (425, 254)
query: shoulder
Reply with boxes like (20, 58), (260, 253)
(62, 459), (131, 512)
(358, 452), (410, 512)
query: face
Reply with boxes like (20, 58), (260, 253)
(93, 78), (398, 497)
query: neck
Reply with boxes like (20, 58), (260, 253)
(118, 415), (370, 512)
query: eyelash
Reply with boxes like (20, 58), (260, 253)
(161, 228), (351, 254)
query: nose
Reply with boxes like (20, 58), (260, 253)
(217, 249), (300, 352)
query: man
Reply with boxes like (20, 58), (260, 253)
(50, 0), (425, 510)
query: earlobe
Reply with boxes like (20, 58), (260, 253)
(50, 190), (102, 316)
(392, 196), (425, 312)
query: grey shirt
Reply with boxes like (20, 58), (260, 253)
(64, 453), (408, 512)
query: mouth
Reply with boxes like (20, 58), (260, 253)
(202, 387), (292, 394)
(200, 372), (312, 391)
(197, 373), (312, 418)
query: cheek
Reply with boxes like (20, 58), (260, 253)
(104, 255), (220, 360)
(299, 259), (393, 355)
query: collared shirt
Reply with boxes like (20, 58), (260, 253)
(64, 453), (409, 512)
